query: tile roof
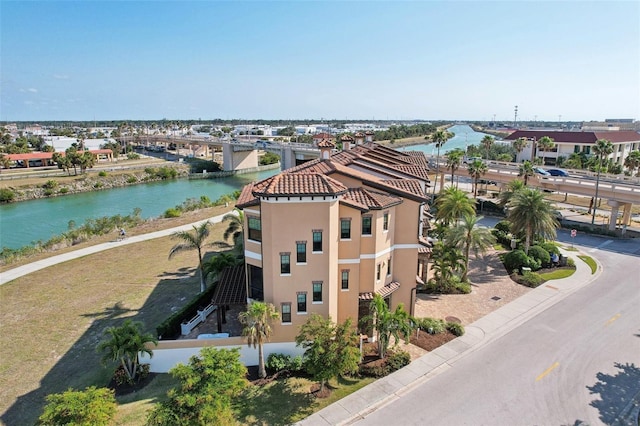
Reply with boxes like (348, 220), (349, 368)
(340, 188), (403, 211)
(252, 172), (348, 197)
(313, 132), (333, 140)
(378, 179), (427, 200)
(317, 139), (336, 148)
(505, 130), (640, 144)
(341, 134), (355, 142)
(389, 164), (431, 181)
(359, 281), (401, 300)
(235, 182), (260, 208)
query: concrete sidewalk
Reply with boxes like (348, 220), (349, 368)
(298, 247), (601, 426)
(0, 212), (232, 286)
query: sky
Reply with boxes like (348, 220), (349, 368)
(1, 1), (638, 122)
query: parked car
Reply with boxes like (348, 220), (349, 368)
(463, 157), (483, 165)
(534, 167), (551, 176)
(546, 168), (569, 177)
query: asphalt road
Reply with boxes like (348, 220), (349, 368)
(354, 236), (640, 426)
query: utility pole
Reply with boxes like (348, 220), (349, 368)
(514, 105), (518, 128)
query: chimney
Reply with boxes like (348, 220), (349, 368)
(317, 139), (335, 160)
(340, 134), (355, 151)
(365, 131), (374, 143)
(354, 132), (365, 145)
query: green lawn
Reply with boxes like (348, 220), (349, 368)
(538, 268), (575, 280)
(578, 255), (597, 274)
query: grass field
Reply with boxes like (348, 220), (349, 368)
(0, 210), (230, 425)
(578, 255), (598, 274)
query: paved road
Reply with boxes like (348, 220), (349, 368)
(352, 237), (640, 425)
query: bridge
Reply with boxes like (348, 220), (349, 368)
(116, 135), (320, 171)
(430, 157), (640, 231)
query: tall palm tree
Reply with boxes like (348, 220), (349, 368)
(591, 139), (614, 224)
(216, 209), (244, 253)
(447, 213), (496, 282)
(624, 150), (640, 176)
(537, 136), (555, 166)
(507, 188), (558, 254)
(467, 159), (488, 198)
(97, 319), (157, 383)
(518, 160), (535, 186)
(238, 301), (279, 378)
(365, 295), (414, 359)
(481, 135), (494, 161)
(445, 149), (464, 187)
(168, 221), (211, 292)
(430, 129), (454, 196)
(498, 179), (526, 207)
(512, 137), (528, 161)
(430, 241), (466, 291)
(435, 186), (476, 226)
(203, 252), (238, 285)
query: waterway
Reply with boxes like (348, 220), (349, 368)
(401, 124), (503, 156)
(0, 170), (277, 250)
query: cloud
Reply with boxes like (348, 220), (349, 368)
(27, 88), (38, 93)
(53, 74), (70, 80)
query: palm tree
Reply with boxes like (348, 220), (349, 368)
(168, 221), (211, 292)
(624, 150), (640, 176)
(498, 179), (526, 207)
(97, 319), (157, 383)
(507, 188), (558, 254)
(481, 135), (494, 161)
(518, 160), (535, 186)
(430, 241), (466, 291)
(445, 148), (464, 187)
(591, 139), (614, 224)
(467, 159), (488, 198)
(435, 186), (475, 226)
(203, 252), (238, 284)
(512, 137), (528, 161)
(537, 136), (555, 166)
(429, 129), (454, 196)
(238, 301), (279, 378)
(447, 213), (496, 281)
(365, 295), (414, 359)
(215, 209), (244, 253)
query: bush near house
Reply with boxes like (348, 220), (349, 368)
(37, 386), (116, 426)
(156, 284), (217, 339)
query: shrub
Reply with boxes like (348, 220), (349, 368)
(539, 242), (560, 256)
(503, 249), (529, 272)
(446, 322), (465, 336)
(455, 281), (472, 294)
(43, 189), (54, 196)
(126, 175), (138, 184)
(416, 317), (446, 334)
(528, 245), (551, 268)
(520, 271), (544, 288)
(59, 187), (69, 194)
(156, 285), (217, 339)
(127, 152), (140, 160)
(42, 180), (58, 189)
(386, 350), (411, 372)
(566, 257), (575, 267)
(93, 182), (103, 189)
(98, 170), (107, 177)
(164, 208), (181, 218)
(0, 188), (15, 203)
(360, 362), (388, 378)
(266, 353), (290, 373)
(37, 386), (116, 426)
(494, 220), (511, 234)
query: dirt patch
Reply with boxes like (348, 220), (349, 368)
(108, 373), (158, 397)
(410, 330), (457, 352)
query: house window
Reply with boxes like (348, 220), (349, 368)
(376, 263), (381, 281)
(248, 216), (262, 242)
(340, 219), (351, 239)
(281, 303), (291, 323)
(574, 145), (580, 153)
(280, 253), (290, 274)
(362, 216), (372, 235)
(383, 212), (389, 231)
(297, 292), (307, 313)
(312, 281), (323, 302)
(312, 230), (322, 252)
(296, 241), (306, 263)
(341, 270), (349, 290)
(387, 257), (392, 276)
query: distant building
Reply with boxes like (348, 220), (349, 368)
(505, 130), (640, 166)
(582, 120), (639, 132)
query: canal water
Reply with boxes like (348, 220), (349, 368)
(401, 124), (502, 156)
(0, 170), (277, 250)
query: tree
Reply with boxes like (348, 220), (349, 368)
(435, 186), (475, 226)
(445, 148), (464, 187)
(78, 151), (96, 174)
(168, 221), (211, 292)
(518, 160), (535, 186)
(146, 347), (247, 425)
(429, 241), (466, 291)
(447, 213), (496, 281)
(498, 179), (526, 207)
(507, 188), (558, 254)
(481, 135), (494, 160)
(215, 209), (244, 254)
(624, 150), (640, 176)
(52, 152), (72, 175)
(537, 136), (555, 166)
(363, 295), (414, 359)
(0, 153), (10, 172)
(512, 137), (528, 161)
(38, 386), (116, 426)
(591, 139), (614, 225)
(238, 301), (279, 379)
(202, 252), (237, 284)
(429, 129), (454, 196)
(467, 159), (488, 198)
(295, 314), (360, 393)
(97, 319), (157, 384)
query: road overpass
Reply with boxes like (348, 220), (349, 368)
(117, 135), (320, 171)
(430, 157), (640, 231)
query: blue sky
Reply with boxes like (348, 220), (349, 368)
(1, 1), (638, 122)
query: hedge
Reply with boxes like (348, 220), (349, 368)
(156, 284), (217, 339)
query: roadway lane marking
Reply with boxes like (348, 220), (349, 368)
(605, 313), (621, 327)
(536, 362), (560, 382)
(589, 240), (613, 253)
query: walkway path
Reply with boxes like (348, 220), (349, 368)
(0, 212), (231, 286)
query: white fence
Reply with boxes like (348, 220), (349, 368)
(180, 303), (216, 336)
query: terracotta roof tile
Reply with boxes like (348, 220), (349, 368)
(340, 188), (403, 211)
(236, 182), (260, 208)
(340, 134), (355, 142)
(252, 173), (347, 197)
(359, 281), (401, 300)
(389, 164), (431, 181)
(354, 132), (365, 137)
(379, 179), (427, 200)
(317, 139), (336, 148)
